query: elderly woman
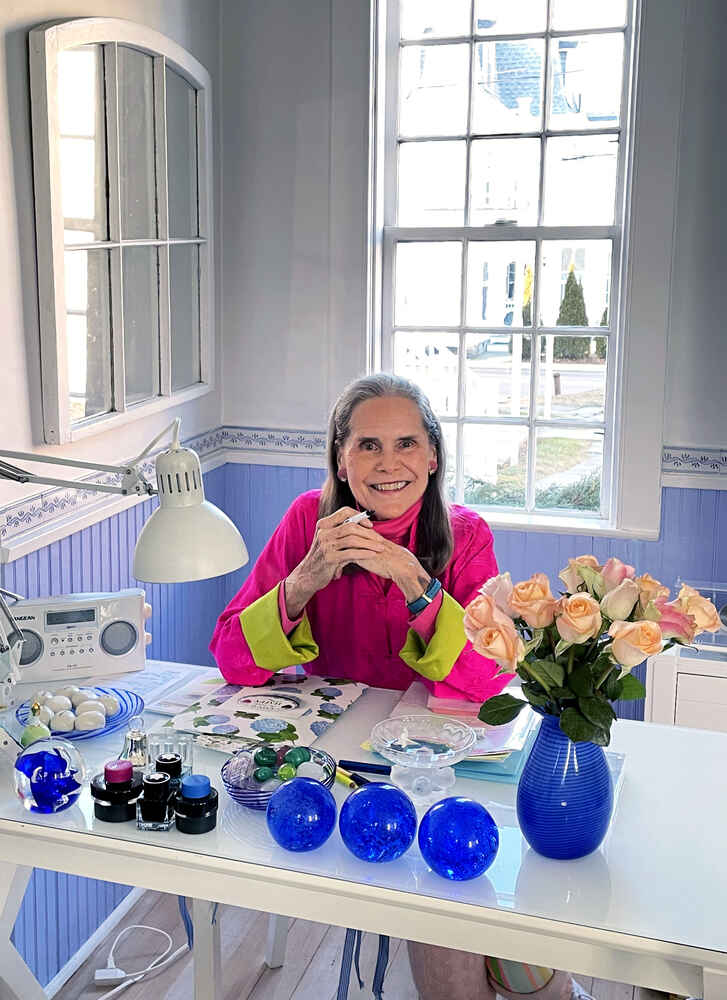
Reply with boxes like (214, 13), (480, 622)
(211, 374), (595, 1000)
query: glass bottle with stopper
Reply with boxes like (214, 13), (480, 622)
(121, 715), (148, 768)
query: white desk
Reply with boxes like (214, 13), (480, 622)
(1, 661), (726, 1000)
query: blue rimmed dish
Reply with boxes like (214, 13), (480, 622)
(221, 745), (336, 811)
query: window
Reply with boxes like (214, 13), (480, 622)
(378, 0), (637, 523)
(30, 19), (213, 444)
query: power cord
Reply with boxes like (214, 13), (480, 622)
(94, 923), (189, 999)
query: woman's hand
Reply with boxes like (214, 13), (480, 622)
(284, 507), (384, 618)
(353, 539), (432, 605)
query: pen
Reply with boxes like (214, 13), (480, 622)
(337, 765), (370, 787)
(335, 767), (357, 790)
(338, 759), (391, 776)
(343, 509), (373, 525)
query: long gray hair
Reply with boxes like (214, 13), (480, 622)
(319, 374), (454, 576)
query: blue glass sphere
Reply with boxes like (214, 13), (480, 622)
(266, 777), (336, 852)
(339, 782), (417, 863)
(419, 797), (499, 881)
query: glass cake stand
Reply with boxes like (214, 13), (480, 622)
(369, 715), (476, 808)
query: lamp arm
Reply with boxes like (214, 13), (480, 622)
(128, 417), (181, 467)
(0, 449), (135, 476)
(0, 457), (155, 498)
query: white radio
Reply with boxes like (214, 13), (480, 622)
(10, 589), (147, 684)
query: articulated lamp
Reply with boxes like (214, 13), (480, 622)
(0, 418), (248, 583)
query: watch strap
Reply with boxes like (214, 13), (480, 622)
(406, 577), (442, 615)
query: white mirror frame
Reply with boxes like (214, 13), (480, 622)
(29, 17), (214, 445)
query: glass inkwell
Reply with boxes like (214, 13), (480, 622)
(137, 771), (174, 831)
(91, 759), (143, 822)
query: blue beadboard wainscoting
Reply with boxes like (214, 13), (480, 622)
(1, 461), (725, 986)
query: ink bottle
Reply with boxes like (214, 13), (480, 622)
(154, 752), (183, 796)
(174, 774), (218, 834)
(91, 759), (142, 822)
(136, 771), (174, 831)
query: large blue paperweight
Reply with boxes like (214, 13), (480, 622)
(266, 777), (336, 852)
(14, 738), (87, 813)
(418, 797), (499, 881)
(339, 782), (417, 863)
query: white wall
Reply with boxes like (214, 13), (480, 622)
(0, 0), (222, 506)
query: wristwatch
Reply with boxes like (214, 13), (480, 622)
(406, 577), (442, 615)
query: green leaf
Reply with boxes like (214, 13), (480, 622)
(559, 707), (602, 744)
(549, 686), (574, 699)
(522, 628), (545, 657)
(521, 683), (550, 708)
(569, 662), (595, 697)
(578, 695), (616, 733)
(531, 658), (565, 688)
(578, 565), (606, 599)
(554, 638), (572, 658)
(618, 673), (646, 701)
(603, 668), (622, 701)
(478, 693), (528, 726)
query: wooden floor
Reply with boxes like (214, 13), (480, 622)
(54, 891), (673, 1000)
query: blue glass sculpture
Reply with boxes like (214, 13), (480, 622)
(418, 797), (499, 881)
(14, 738), (87, 813)
(266, 777), (336, 852)
(339, 782), (417, 862)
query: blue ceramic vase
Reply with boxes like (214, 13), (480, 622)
(517, 713), (613, 860)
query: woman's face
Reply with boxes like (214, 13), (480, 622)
(337, 395), (437, 520)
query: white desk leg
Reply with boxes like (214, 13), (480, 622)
(703, 967), (727, 1000)
(265, 914), (290, 969)
(0, 863), (46, 1000)
(191, 899), (222, 1000)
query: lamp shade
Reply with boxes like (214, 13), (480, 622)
(132, 444), (248, 583)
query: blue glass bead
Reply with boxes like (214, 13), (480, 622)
(266, 777), (336, 852)
(339, 782), (417, 863)
(418, 797), (499, 881)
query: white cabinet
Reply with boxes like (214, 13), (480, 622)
(645, 646), (727, 732)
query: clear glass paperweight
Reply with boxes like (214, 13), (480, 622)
(14, 737), (87, 813)
(369, 715), (476, 808)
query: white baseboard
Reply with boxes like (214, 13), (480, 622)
(45, 886), (147, 998)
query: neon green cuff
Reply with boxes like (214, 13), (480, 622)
(239, 584), (319, 671)
(398, 591), (466, 682)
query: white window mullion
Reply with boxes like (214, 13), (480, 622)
(153, 55), (171, 397)
(196, 83), (212, 385)
(104, 43), (126, 416)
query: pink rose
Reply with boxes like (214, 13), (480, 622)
(635, 573), (670, 614)
(509, 573), (557, 628)
(608, 619), (662, 669)
(600, 578), (639, 620)
(675, 584), (721, 634)
(653, 596), (697, 644)
(479, 572), (516, 618)
(463, 594), (525, 673)
(558, 555), (602, 594)
(555, 594), (603, 644)
(601, 557), (636, 593)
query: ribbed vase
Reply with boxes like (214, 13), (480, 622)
(516, 713), (614, 860)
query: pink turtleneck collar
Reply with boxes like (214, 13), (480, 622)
(369, 496), (423, 549)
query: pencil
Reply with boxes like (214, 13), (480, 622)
(338, 759), (391, 776)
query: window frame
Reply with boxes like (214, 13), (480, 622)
(29, 17), (214, 445)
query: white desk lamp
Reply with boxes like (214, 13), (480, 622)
(0, 418), (249, 583)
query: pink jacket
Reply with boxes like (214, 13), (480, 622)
(209, 490), (512, 702)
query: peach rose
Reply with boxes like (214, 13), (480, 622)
(675, 584), (721, 634)
(509, 573), (557, 628)
(600, 578), (639, 621)
(463, 594), (525, 673)
(479, 572), (516, 618)
(608, 619), (662, 669)
(601, 557), (636, 593)
(555, 593), (603, 644)
(653, 596), (697, 644)
(635, 573), (670, 613)
(558, 555), (602, 594)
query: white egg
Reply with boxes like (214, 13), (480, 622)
(45, 695), (73, 713)
(75, 699), (107, 717)
(37, 706), (54, 726)
(31, 690), (53, 706)
(55, 685), (80, 701)
(98, 694), (120, 716)
(52, 710), (76, 732)
(74, 711), (105, 731)
(71, 688), (97, 707)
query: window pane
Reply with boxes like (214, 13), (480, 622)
(464, 424), (528, 508)
(398, 141), (465, 225)
(472, 40), (544, 135)
(123, 247), (160, 404)
(400, 0), (471, 40)
(466, 242), (536, 328)
(395, 242), (462, 326)
(551, 0), (627, 30)
(534, 428), (602, 512)
(166, 67), (199, 237)
(465, 333), (531, 417)
(399, 44), (469, 137)
(394, 332), (459, 416)
(540, 240), (611, 327)
(548, 35), (624, 131)
(118, 46), (157, 238)
(469, 138), (540, 225)
(59, 45), (108, 243)
(170, 244), (201, 389)
(441, 422), (457, 501)
(475, 0), (546, 34)
(537, 335), (606, 421)
(64, 249), (112, 422)
(543, 135), (618, 225)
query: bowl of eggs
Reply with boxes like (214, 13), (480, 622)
(16, 686), (144, 743)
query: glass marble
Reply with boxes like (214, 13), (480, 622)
(266, 777), (337, 852)
(254, 747), (277, 768)
(285, 746), (311, 766)
(339, 782), (417, 863)
(14, 738), (87, 813)
(296, 761), (327, 781)
(254, 766), (274, 783)
(418, 797), (499, 881)
(277, 762), (297, 782)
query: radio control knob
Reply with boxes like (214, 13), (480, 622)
(51, 638), (59, 646)
(59, 650), (65, 656)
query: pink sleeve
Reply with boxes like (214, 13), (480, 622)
(422, 515), (515, 704)
(209, 495), (312, 684)
(408, 590), (443, 643)
(278, 582), (303, 635)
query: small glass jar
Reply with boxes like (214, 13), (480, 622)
(136, 771), (174, 831)
(91, 759), (143, 822)
(174, 774), (218, 834)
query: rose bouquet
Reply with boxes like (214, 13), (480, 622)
(466, 558), (720, 745)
